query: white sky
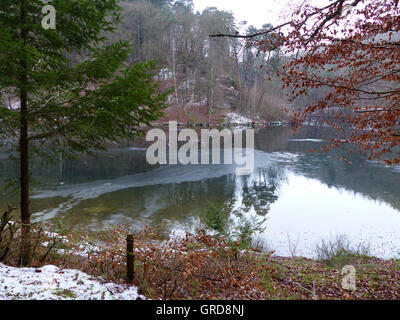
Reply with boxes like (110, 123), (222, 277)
(193, 0), (297, 28)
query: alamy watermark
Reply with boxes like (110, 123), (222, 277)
(341, 265), (356, 291)
(146, 122), (255, 176)
(41, 0), (56, 30)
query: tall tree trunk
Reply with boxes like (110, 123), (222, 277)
(171, 34), (179, 123)
(208, 65), (215, 127)
(187, 68), (196, 125)
(233, 44), (242, 109)
(208, 85), (214, 127)
(256, 88), (267, 118)
(19, 0), (31, 266)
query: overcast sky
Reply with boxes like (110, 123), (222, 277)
(193, 0), (296, 28)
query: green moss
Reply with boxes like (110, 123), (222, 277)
(53, 289), (77, 299)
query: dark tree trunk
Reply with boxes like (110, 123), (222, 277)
(19, 92), (31, 266)
(19, 0), (31, 267)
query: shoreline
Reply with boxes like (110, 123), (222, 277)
(1, 226), (399, 300)
(1, 252), (399, 300)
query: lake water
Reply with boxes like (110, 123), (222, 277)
(1, 125), (400, 259)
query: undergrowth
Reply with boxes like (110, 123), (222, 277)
(315, 234), (371, 268)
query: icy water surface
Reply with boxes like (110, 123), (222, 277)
(1, 125), (400, 258)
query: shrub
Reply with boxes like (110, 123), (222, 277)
(315, 234), (371, 268)
(204, 203), (230, 236)
(204, 203), (266, 250)
(0, 205), (17, 262)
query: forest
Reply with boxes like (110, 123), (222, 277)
(112, 0), (290, 124)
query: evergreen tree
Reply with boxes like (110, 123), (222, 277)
(0, 0), (168, 265)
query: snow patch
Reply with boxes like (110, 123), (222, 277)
(227, 112), (253, 124)
(288, 139), (324, 143)
(0, 263), (145, 300)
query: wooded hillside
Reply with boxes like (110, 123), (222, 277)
(115, 0), (289, 124)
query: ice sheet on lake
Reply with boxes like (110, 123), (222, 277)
(32, 149), (295, 220)
(288, 139), (324, 142)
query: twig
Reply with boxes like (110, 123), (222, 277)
(294, 282), (318, 300)
(209, 21), (292, 39)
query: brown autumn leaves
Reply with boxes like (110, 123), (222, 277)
(261, 0), (400, 164)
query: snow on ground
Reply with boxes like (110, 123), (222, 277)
(227, 112), (253, 124)
(0, 263), (145, 300)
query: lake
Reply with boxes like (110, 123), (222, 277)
(1, 125), (400, 259)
